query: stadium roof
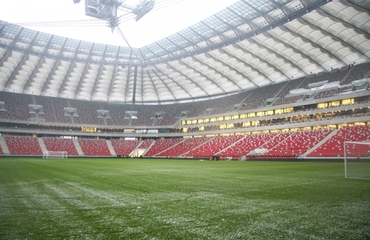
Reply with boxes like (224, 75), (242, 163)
(0, 0), (369, 104)
(0, 0), (239, 48)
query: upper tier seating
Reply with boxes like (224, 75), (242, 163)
(0, 92), (32, 121)
(272, 94), (305, 106)
(313, 88), (340, 99)
(35, 96), (72, 123)
(272, 65), (362, 105)
(72, 100), (105, 125)
(0, 62), (370, 126)
(106, 104), (131, 126)
(271, 77), (308, 105)
(238, 86), (278, 110)
(341, 64), (370, 84)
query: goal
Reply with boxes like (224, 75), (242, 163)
(43, 151), (68, 159)
(344, 141), (370, 179)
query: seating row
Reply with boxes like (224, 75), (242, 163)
(2, 125), (369, 158)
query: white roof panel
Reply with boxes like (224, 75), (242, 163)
(0, 0), (369, 104)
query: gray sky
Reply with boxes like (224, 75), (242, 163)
(0, 0), (238, 47)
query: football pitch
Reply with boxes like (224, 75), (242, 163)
(0, 158), (369, 239)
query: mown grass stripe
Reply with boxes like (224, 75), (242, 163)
(0, 158), (369, 239)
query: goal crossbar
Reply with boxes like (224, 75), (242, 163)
(43, 151), (68, 159)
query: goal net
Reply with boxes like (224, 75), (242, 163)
(43, 151), (68, 159)
(344, 141), (370, 179)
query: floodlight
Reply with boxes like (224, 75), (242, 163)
(79, 0), (155, 46)
(83, 0), (155, 24)
(133, 0), (155, 21)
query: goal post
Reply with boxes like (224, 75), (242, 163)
(43, 151), (68, 159)
(344, 141), (370, 179)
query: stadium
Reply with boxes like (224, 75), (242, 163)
(0, 0), (370, 239)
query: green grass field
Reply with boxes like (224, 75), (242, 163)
(0, 158), (369, 239)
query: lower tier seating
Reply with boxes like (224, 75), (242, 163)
(263, 129), (331, 158)
(2, 125), (369, 158)
(78, 139), (112, 156)
(43, 137), (79, 156)
(307, 126), (370, 157)
(111, 139), (141, 156)
(5, 136), (43, 155)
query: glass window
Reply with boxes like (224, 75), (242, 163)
(33, 32), (52, 47)
(0, 24), (22, 39)
(49, 35), (66, 50)
(91, 43), (106, 56)
(64, 38), (80, 52)
(17, 28), (37, 43)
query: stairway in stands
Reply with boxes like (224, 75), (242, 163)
(299, 129), (338, 158)
(0, 136), (10, 155)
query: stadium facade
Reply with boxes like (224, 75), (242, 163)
(0, 0), (369, 159)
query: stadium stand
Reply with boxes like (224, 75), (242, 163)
(72, 100), (105, 125)
(344, 141), (370, 158)
(35, 96), (72, 123)
(0, 92), (31, 121)
(218, 134), (274, 159)
(307, 126), (370, 158)
(1, 124), (370, 159)
(341, 64), (370, 85)
(144, 138), (184, 156)
(158, 137), (209, 157)
(43, 137), (79, 156)
(5, 136), (43, 155)
(263, 129), (331, 158)
(0, 65), (369, 127)
(111, 139), (141, 156)
(1, 0), (370, 161)
(78, 139), (112, 156)
(138, 139), (155, 149)
(184, 135), (244, 159)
